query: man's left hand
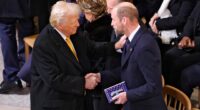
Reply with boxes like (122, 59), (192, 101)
(112, 92), (128, 104)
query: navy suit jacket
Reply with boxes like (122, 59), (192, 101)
(121, 27), (167, 110)
(102, 27), (167, 110)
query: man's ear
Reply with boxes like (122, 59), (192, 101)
(121, 17), (127, 25)
(57, 23), (64, 31)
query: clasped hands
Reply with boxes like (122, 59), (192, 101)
(84, 73), (128, 104)
(178, 36), (195, 49)
(84, 73), (101, 90)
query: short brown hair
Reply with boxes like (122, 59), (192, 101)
(115, 2), (138, 21)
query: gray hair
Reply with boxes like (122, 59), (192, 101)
(50, 1), (81, 27)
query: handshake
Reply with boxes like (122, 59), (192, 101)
(85, 73), (101, 90)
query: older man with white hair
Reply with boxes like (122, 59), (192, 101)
(31, 2), (90, 110)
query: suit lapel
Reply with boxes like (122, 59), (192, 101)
(49, 27), (83, 71)
(121, 28), (144, 67)
(60, 45), (82, 71)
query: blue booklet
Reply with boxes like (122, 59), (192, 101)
(104, 81), (128, 103)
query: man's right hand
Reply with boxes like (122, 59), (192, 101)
(84, 73), (100, 90)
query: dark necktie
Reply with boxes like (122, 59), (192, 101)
(124, 39), (130, 54)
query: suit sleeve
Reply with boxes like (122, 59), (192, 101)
(181, 2), (200, 51)
(82, 33), (116, 58)
(181, 1), (200, 38)
(32, 41), (85, 96)
(126, 36), (163, 102)
(156, 0), (194, 30)
(100, 67), (121, 88)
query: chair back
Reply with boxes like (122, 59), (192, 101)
(162, 85), (192, 110)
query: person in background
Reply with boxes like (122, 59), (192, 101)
(0, 0), (35, 93)
(78, 0), (112, 72)
(78, 0), (113, 110)
(163, 0), (200, 89)
(180, 64), (200, 97)
(149, 0), (196, 54)
(179, 1), (200, 94)
(149, 0), (197, 86)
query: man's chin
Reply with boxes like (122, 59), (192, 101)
(71, 30), (77, 35)
(115, 31), (123, 37)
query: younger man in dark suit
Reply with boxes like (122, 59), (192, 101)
(87, 2), (167, 110)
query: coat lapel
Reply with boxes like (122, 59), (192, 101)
(49, 27), (83, 71)
(121, 28), (144, 67)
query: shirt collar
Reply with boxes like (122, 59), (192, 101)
(128, 25), (140, 42)
(54, 27), (67, 41)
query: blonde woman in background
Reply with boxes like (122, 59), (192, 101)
(78, 0), (113, 110)
(78, 0), (112, 42)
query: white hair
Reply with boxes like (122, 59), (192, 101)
(50, 1), (81, 27)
